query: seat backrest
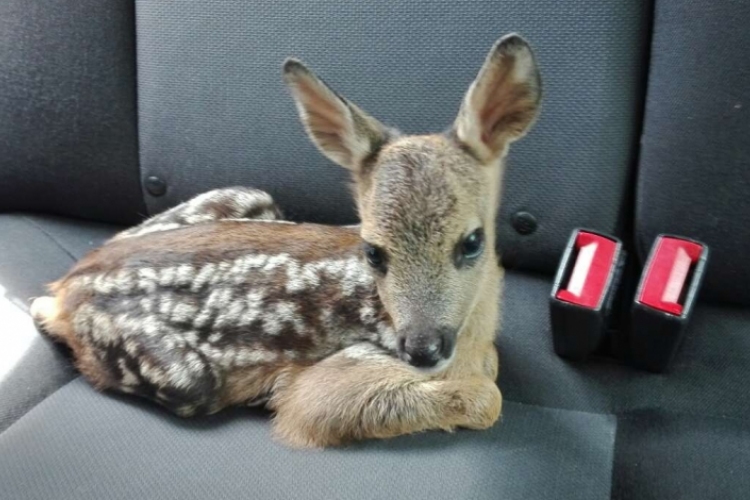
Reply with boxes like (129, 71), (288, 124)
(1, 1), (651, 278)
(0, 0), (144, 225)
(636, 0), (750, 305)
(135, 0), (650, 275)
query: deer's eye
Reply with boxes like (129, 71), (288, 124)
(363, 243), (388, 274)
(456, 228), (485, 267)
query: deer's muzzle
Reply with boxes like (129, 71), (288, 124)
(398, 325), (456, 370)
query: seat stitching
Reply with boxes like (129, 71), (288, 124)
(19, 216), (77, 262)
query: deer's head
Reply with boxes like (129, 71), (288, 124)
(284, 34), (541, 371)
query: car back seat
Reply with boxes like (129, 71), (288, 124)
(0, 1), (748, 499)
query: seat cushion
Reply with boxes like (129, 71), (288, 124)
(499, 272), (750, 499)
(499, 273), (750, 420)
(0, 214), (120, 433)
(0, 379), (616, 500)
(2, 269), (749, 499)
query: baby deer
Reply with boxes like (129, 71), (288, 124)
(31, 34), (541, 448)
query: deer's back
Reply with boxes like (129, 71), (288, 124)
(46, 220), (394, 415)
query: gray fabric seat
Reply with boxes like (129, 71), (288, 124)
(2, 270), (750, 499)
(0, 379), (616, 500)
(0, 270), (619, 500)
(2, 0), (750, 498)
(0, 215), (118, 433)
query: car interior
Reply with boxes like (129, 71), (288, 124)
(1, 1), (749, 499)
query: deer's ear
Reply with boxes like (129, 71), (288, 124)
(283, 59), (394, 173)
(454, 34), (542, 163)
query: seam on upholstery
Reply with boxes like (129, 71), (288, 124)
(506, 398), (614, 418)
(507, 396), (750, 426)
(0, 376), (82, 438)
(20, 216), (77, 262)
(131, 1), (150, 218)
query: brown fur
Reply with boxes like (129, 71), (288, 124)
(32, 34), (541, 447)
(67, 221), (363, 279)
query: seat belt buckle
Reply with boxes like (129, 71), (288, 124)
(630, 235), (709, 372)
(550, 229), (627, 360)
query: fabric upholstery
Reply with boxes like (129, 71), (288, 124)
(0, 215), (119, 433)
(0, 0), (145, 225)
(2, 0), (750, 498)
(2, 270), (750, 499)
(636, 0), (750, 305)
(499, 272), (750, 420)
(612, 411), (750, 500)
(135, 0), (650, 274)
(0, 379), (616, 500)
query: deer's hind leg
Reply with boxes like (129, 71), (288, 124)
(112, 186), (283, 241)
(32, 294), (223, 416)
(270, 344), (502, 448)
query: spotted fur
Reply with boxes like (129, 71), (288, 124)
(112, 187), (283, 241)
(33, 34), (542, 448)
(40, 214), (394, 417)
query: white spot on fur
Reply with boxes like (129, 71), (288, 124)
(377, 323), (399, 352)
(141, 315), (163, 337)
(286, 260), (323, 293)
(174, 264), (195, 285)
(235, 347), (278, 366)
(214, 298), (246, 329)
(158, 267), (176, 287)
(183, 330), (199, 346)
(158, 295), (175, 316)
(263, 301), (304, 336)
(191, 262), (217, 292)
(128, 223), (182, 238)
(238, 290), (264, 326)
(137, 268), (158, 293)
(118, 358), (139, 386)
(89, 312), (116, 345)
(93, 274), (115, 294)
(220, 219), (295, 225)
(139, 297), (155, 314)
(343, 343), (384, 360)
(139, 360), (166, 385)
(359, 304), (377, 324)
(194, 288), (233, 328)
(263, 254), (291, 273)
(341, 257), (372, 295)
(72, 304), (96, 335)
(171, 302), (198, 324)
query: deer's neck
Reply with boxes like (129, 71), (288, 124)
(443, 251), (503, 379)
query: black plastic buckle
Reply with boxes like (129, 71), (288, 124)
(630, 235), (709, 372)
(550, 229), (627, 360)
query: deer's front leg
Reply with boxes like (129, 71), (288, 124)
(270, 345), (502, 448)
(112, 187), (282, 241)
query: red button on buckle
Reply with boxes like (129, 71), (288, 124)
(556, 232), (619, 309)
(637, 237), (704, 316)
(550, 229), (626, 361)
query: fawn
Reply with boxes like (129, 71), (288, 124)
(31, 34), (541, 448)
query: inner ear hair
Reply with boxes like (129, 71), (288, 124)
(283, 59), (394, 174)
(454, 33), (542, 163)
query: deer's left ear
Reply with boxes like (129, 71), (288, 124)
(454, 34), (542, 163)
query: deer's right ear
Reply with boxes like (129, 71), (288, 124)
(283, 59), (393, 173)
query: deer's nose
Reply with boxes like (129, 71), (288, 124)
(400, 330), (453, 369)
